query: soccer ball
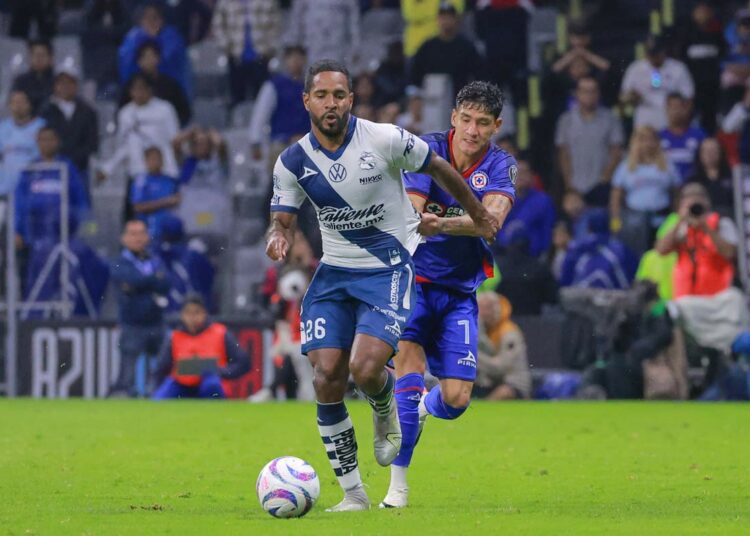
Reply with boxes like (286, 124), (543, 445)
(256, 456), (320, 518)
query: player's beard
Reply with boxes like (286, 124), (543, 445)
(311, 109), (350, 139)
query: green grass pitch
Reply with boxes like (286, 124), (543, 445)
(1, 400), (748, 535)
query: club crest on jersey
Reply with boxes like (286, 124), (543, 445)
(425, 201), (445, 215)
(359, 151), (376, 170)
(328, 163), (347, 182)
(509, 164), (518, 185)
(470, 171), (488, 190)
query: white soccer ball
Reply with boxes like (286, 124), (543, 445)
(256, 456), (320, 518)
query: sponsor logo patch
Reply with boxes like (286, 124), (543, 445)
(458, 351), (477, 368)
(509, 164), (518, 185)
(328, 163), (347, 182)
(359, 174), (383, 185)
(359, 151), (376, 170)
(470, 171), (488, 190)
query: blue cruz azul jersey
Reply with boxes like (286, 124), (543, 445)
(403, 130), (517, 293)
(270, 116), (432, 269)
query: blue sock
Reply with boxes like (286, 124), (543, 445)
(424, 385), (468, 420)
(392, 373), (425, 468)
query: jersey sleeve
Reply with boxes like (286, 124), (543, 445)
(387, 124), (431, 172)
(485, 154), (518, 203)
(270, 155), (305, 213)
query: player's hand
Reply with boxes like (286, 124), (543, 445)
(472, 208), (500, 243)
(266, 231), (290, 261)
(417, 213), (442, 236)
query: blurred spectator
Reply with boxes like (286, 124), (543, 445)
(659, 93), (705, 183)
(14, 127), (90, 248)
(610, 126), (681, 256)
(374, 41), (408, 106)
(161, 0), (214, 45)
(248, 46), (308, 162)
(721, 8), (750, 108)
(287, 0), (360, 65)
(721, 86), (750, 164)
(352, 103), (377, 121)
(119, 3), (191, 97)
(129, 146), (181, 244)
(40, 65), (99, 195)
(152, 293), (249, 399)
(547, 220), (572, 280)
(100, 74), (180, 182)
(555, 76), (623, 205)
(174, 127), (228, 186)
(83, 0), (129, 96)
(0, 91), (45, 198)
(473, 291), (531, 400)
(686, 137), (734, 217)
(474, 0), (530, 94)
(11, 39), (54, 115)
(211, 0), (280, 106)
(8, 0), (58, 40)
(401, 0), (462, 58)
(635, 217), (679, 301)
(376, 102), (400, 124)
(353, 73), (378, 108)
(173, 127), (231, 242)
(678, 1), (724, 133)
(620, 35), (694, 130)
(396, 88), (424, 135)
(494, 226), (558, 316)
(560, 209), (637, 290)
(656, 183), (737, 299)
(551, 19), (610, 84)
(110, 219), (170, 397)
(120, 42), (191, 126)
(497, 155), (555, 258)
(157, 217), (216, 312)
(409, 3), (482, 97)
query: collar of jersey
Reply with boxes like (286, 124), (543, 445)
(448, 128), (491, 178)
(309, 116), (358, 160)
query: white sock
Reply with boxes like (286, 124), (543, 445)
(390, 464), (409, 491)
(318, 416), (363, 491)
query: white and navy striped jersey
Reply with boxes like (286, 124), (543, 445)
(271, 116), (432, 269)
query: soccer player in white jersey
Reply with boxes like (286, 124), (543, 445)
(265, 60), (499, 512)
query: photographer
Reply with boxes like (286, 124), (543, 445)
(656, 183), (737, 299)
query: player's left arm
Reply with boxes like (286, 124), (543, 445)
(420, 194), (513, 237)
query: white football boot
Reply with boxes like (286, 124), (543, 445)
(326, 484), (371, 512)
(373, 399), (402, 466)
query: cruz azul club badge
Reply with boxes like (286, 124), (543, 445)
(470, 171), (488, 190)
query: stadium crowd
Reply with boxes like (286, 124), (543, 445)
(1, 0), (750, 401)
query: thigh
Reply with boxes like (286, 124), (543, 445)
(350, 262), (416, 355)
(119, 327), (145, 360)
(300, 266), (356, 354)
(152, 377), (188, 399)
(198, 374), (226, 399)
(430, 292), (479, 382)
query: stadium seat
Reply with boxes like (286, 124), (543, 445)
(193, 98), (228, 129)
(53, 35), (83, 71)
(230, 101), (255, 129)
(0, 37), (29, 103)
(95, 100), (118, 136)
(189, 39), (228, 99)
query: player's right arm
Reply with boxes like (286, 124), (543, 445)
(266, 154), (305, 261)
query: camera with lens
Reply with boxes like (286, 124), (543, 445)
(689, 202), (706, 217)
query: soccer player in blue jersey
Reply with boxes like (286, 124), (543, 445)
(380, 81), (517, 508)
(265, 61), (499, 512)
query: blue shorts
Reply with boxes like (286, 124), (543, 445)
(401, 283), (478, 382)
(300, 262), (416, 355)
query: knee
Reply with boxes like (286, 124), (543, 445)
(441, 384), (472, 410)
(349, 353), (382, 387)
(394, 344), (426, 376)
(312, 361), (347, 394)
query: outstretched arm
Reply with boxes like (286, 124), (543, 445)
(419, 194), (512, 237)
(422, 153), (499, 241)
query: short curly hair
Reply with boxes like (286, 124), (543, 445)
(455, 81), (504, 118)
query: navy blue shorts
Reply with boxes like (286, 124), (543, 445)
(401, 283), (478, 382)
(300, 262), (416, 355)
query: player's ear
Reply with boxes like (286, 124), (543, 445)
(450, 109), (458, 128)
(302, 92), (311, 111)
(493, 117), (503, 134)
